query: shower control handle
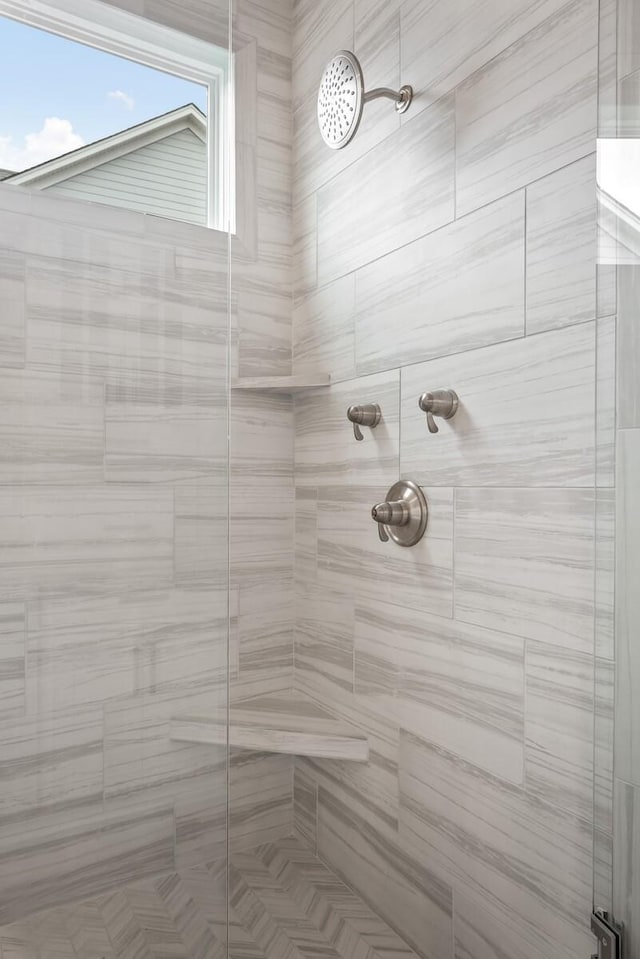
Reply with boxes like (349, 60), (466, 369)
(347, 404), (381, 442)
(371, 499), (409, 543)
(418, 390), (459, 434)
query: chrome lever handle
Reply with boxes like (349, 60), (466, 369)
(418, 390), (459, 433)
(347, 404), (382, 442)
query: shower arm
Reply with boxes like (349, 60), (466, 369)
(364, 85), (413, 108)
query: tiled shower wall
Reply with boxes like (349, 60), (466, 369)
(290, 2), (611, 958)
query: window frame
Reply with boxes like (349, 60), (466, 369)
(0, 0), (233, 231)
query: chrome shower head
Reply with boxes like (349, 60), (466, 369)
(317, 50), (413, 150)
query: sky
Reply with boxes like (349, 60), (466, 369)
(0, 16), (208, 172)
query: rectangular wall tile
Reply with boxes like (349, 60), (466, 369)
(230, 751), (293, 852)
(318, 789), (453, 959)
(0, 369), (104, 486)
(526, 154), (597, 334)
(293, 274), (356, 383)
(317, 97), (455, 285)
(27, 588), (227, 715)
(105, 375), (227, 484)
(0, 802), (175, 926)
(295, 584), (354, 701)
(231, 391), (294, 485)
(295, 371), (399, 486)
(402, 0), (571, 114)
(399, 733), (593, 959)
(455, 0), (598, 216)
(618, 265), (640, 428)
(0, 249), (25, 367)
(525, 642), (594, 821)
(455, 488), (595, 652)
(453, 885), (550, 959)
(355, 191), (525, 375)
(293, 764), (317, 851)
(0, 707), (103, 817)
(615, 429), (640, 786)
(401, 323), (596, 488)
(0, 603), (25, 720)
(174, 478), (229, 589)
(0, 486), (174, 600)
(318, 486), (453, 620)
(355, 599), (525, 784)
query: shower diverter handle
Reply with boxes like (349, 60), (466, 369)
(347, 404), (382, 441)
(371, 499), (409, 542)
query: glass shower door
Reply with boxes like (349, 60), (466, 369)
(595, 0), (640, 955)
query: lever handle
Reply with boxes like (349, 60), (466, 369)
(378, 524), (389, 543)
(418, 390), (459, 434)
(347, 404), (382, 442)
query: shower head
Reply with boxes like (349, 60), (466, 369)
(317, 50), (413, 150)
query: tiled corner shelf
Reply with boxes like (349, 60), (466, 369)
(231, 373), (331, 394)
(170, 690), (369, 762)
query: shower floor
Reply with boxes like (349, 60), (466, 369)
(0, 835), (419, 959)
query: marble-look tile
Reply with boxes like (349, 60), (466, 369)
(355, 191), (525, 375)
(0, 706), (102, 817)
(295, 487), (317, 586)
(597, 0), (617, 137)
(236, 273), (293, 378)
(453, 884), (557, 959)
(317, 790), (453, 959)
(293, 274), (356, 384)
(292, 0), (353, 113)
(317, 97), (455, 286)
(525, 642), (594, 822)
(26, 256), (227, 380)
(401, 322), (596, 488)
(618, 0), (640, 79)
(317, 486), (454, 619)
(293, 765), (317, 851)
(174, 770), (228, 870)
(0, 249), (25, 367)
(618, 68), (640, 136)
(399, 733), (593, 959)
(456, 0), (598, 216)
(296, 584), (354, 700)
(401, 0), (571, 116)
(295, 371), (399, 487)
(596, 488), (615, 659)
(105, 375), (227, 484)
(613, 779), (640, 959)
(0, 369), (104, 486)
(618, 265), (640, 429)
(0, 485), (173, 600)
(174, 478), (229, 588)
(615, 429), (640, 786)
(355, 599), (525, 784)
(0, 603), (25, 720)
(231, 481), (294, 588)
(0, 802), (175, 925)
(455, 488), (595, 652)
(230, 751), (293, 852)
(233, 583), (294, 702)
(293, 193), (317, 305)
(104, 690), (224, 815)
(231, 391), (293, 485)
(597, 313), (616, 487)
(594, 657), (614, 838)
(27, 588), (227, 715)
(525, 155), (597, 334)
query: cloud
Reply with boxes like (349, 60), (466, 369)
(0, 117), (85, 172)
(108, 90), (135, 111)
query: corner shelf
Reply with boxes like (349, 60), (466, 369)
(170, 690), (369, 763)
(231, 373), (331, 394)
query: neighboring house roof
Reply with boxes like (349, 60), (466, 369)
(4, 103), (206, 189)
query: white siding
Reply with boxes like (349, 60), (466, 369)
(46, 128), (207, 225)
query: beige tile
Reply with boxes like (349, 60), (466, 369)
(454, 487), (595, 652)
(293, 764), (317, 851)
(456, 0), (598, 216)
(400, 323), (596, 488)
(355, 191), (525, 375)
(230, 751), (293, 852)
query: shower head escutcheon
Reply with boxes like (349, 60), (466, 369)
(317, 50), (413, 149)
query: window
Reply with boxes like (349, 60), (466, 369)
(0, 0), (232, 230)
